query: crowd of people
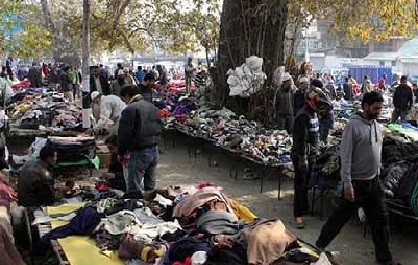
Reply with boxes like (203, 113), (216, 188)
(2, 55), (411, 265)
(273, 61), (409, 265)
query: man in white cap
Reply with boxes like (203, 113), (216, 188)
(90, 91), (126, 135)
(274, 72), (295, 134)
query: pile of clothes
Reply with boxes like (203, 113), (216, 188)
(381, 136), (418, 216)
(170, 107), (293, 164)
(34, 184), (339, 265)
(227, 56), (267, 97)
(7, 92), (82, 131)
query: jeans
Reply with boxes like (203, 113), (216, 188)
(291, 155), (310, 218)
(391, 108), (409, 124)
(72, 84), (80, 98)
(126, 146), (158, 193)
(316, 177), (392, 263)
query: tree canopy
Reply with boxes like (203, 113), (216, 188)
(2, 0), (418, 61)
(0, 0), (52, 58)
(40, 0), (220, 59)
(297, 0), (418, 43)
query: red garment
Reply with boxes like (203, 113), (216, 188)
(352, 84), (361, 95)
(11, 80), (30, 89)
(42, 64), (50, 77)
(0, 177), (18, 204)
(197, 182), (214, 190)
(160, 109), (172, 118)
(0, 225), (26, 265)
(173, 257), (192, 265)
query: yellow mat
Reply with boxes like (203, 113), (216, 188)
(46, 203), (124, 265)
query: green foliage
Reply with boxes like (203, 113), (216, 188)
(52, 0), (221, 55)
(0, 0), (52, 58)
(292, 0), (418, 43)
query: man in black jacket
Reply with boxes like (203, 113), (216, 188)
(392, 75), (413, 123)
(90, 66), (110, 95)
(18, 146), (57, 207)
(291, 87), (330, 228)
(294, 77), (309, 115)
(118, 85), (162, 193)
(138, 72), (155, 103)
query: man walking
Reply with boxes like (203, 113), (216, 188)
(118, 85), (162, 194)
(316, 91), (396, 265)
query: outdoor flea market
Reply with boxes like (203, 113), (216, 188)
(0, 56), (418, 265)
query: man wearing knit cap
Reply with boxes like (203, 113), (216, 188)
(291, 87), (331, 228)
(274, 72), (294, 134)
(293, 77), (309, 115)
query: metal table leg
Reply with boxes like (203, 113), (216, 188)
(277, 170), (282, 200)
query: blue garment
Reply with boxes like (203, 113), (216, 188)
(173, 104), (189, 116)
(126, 146), (159, 193)
(34, 206), (103, 254)
(136, 70), (145, 83)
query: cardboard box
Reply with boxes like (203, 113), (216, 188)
(98, 153), (111, 169)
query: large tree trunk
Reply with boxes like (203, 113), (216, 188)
(213, 0), (288, 125)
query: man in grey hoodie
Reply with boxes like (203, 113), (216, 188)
(316, 91), (396, 265)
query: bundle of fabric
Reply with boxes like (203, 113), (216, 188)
(169, 187), (337, 265)
(0, 175), (26, 265)
(381, 135), (418, 164)
(381, 160), (418, 217)
(386, 123), (418, 142)
(227, 56), (267, 97)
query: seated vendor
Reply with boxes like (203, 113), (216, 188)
(102, 135), (126, 191)
(18, 146), (56, 208)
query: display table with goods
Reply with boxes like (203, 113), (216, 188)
(10, 135), (99, 178)
(29, 184), (340, 265)
(6, 89), (83, 137)
(162, 107), (295, 199)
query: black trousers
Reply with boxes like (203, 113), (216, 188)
(291, 155), (310, 218)
(316, 177), (392, 263)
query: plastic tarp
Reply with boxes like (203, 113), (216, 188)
(227, 56), (267, 97)
(46, 203), (124, 265)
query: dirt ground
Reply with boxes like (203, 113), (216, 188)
(158, 132), (418, 265)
